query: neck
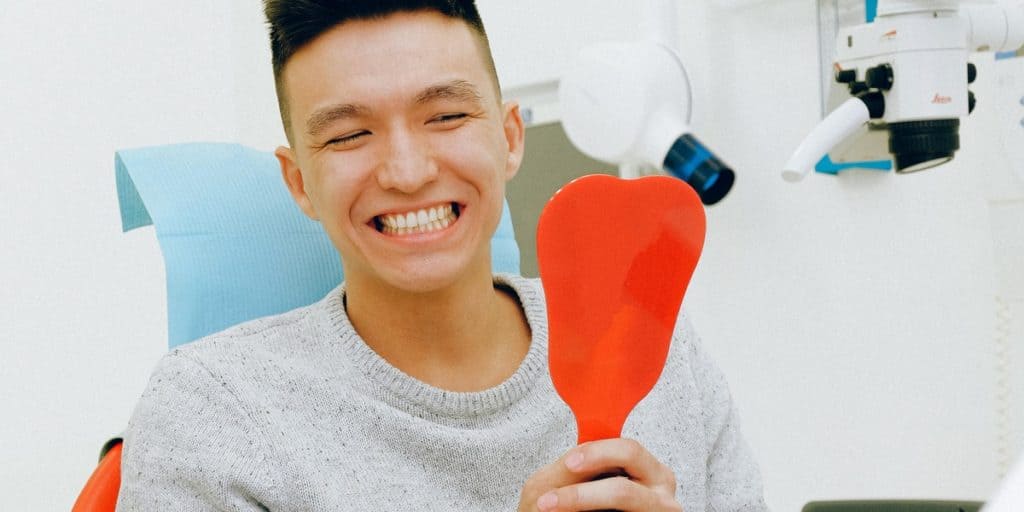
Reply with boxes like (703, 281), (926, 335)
(345, 267), (531, 392)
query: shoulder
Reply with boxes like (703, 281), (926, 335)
(135, 285), (349, 420)
(626, 305), (727, 415)
(174, 285), (342, 364)
(666, 310), (720, 382)
(125, 287), (346, 451)
(120, 350), (282, 509)
(664, 310), (737, 421)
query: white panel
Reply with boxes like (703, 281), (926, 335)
(817, 0), (870, 115)
(1010, 300), (1024, 471)
(477, 0), (643, 126)
(995, 297), (1024, 477)
(477, 1), (641, 91)
(990, 56), (1024, 198)
(231, 1), (288, 151)
(0, 2), (237, 510)
(991, 202), (1024, 300)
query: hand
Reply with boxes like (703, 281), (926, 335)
(517, 438), (683, 512)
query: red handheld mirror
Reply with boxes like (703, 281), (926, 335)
(537, 174), (706, 444)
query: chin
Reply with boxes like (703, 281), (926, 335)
(378, 259), (480, 295)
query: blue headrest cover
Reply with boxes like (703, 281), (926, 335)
(116, 143), (520, 348)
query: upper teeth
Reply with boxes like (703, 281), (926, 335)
(379, 203), (456, 234)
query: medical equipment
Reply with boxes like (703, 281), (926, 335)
(803, 500), (983, 511)
(784, 0), (1024, 181)
(538, 174), (705, 444)
(558, 0), (735, 205)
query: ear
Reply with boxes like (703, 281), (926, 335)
(275, 146), (319, 221)
(501, 101), (526, 181)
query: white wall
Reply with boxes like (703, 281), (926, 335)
(675, 3), (1024, 512)
(1, 2), (245, 510)
(1, 1), (1020, 511)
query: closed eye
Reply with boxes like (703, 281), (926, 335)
(431, 113), (469, 124)
(326, 130), (370, 147)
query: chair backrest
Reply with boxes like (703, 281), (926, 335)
(116, 142), (521, 348)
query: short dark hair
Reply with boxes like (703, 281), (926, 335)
(263, 0), (500, 142)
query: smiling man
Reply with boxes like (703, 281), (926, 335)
(273, 9), (531, 393)
(116, 2), (768, 511)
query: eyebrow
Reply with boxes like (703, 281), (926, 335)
(414, 80), (484, 105)
(306, 103), (371, 139)
(304, 80), (485, 139)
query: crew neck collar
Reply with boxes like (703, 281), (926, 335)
(325, 274), (552, 421)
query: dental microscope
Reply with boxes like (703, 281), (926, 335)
(784, 0), (1024, 181)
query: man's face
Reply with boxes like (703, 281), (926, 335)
(276, 11), (524, 295)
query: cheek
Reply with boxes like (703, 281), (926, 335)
(310, 157), (374, 223)
(435, 137), (508, 225)
(434, 132), (508, 180)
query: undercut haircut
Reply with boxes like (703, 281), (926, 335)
(263, 0), (501, 142)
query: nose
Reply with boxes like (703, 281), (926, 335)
(375, 128), (438, 193)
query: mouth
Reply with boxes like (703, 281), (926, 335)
(372, 202), (462, 236)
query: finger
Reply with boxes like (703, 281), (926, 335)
(521, 449), (606, 504)
(564, 438), (677, 489)
(536, 476), (682, 512)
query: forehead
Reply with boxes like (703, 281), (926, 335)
(282, 11), (497, 119)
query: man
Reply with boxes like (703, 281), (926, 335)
(116, 1), (768, 511)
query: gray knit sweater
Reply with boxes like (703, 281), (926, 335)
(116, 275), (767, 511)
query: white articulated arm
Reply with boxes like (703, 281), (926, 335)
(782, 97), (874, 182)
(962, 1), (1024, 52)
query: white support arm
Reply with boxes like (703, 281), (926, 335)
(782, 97), (872, 182)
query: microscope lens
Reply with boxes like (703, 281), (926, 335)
(663, 134), (735, 205)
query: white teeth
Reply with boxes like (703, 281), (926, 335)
(378, 203), (458, 235)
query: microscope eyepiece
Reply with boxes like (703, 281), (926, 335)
(663, 133), (735, 205)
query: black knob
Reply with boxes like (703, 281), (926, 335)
(849, 81), (869, 95)
(865, 64), (894, 90)
(968, 90), (977, 113)
(857, 91), (886, 119)
(968, 62), (977, 84)
(835, 69), (857, 84)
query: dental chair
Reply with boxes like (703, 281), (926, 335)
(72, 142), (522, 511)
(73, 145), (986, 512)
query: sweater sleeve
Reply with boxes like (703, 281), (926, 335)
(680, 314), (770, 512)
(116, 351), (279, 511)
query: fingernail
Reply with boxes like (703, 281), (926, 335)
(537, 492), (558, 511)
(565, 451), (584, 471)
